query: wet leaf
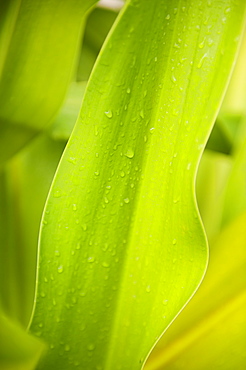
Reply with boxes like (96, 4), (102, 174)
(29, 1), (246, 369)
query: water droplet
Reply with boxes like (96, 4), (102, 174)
(58, 265), (63, 273)
(104, 197), (109, 204)
(120, 171), (125, 177)
(172, 239), (177, 245)
(165, 14), (170, 20)
(124, 198), (130, 204)
(88, 256), (95, 263)
(127, 87), (131, 94)
(65, 344), (70, 352)
(94, 125), (99, 136)
(87, 344), (95, 351)
(55, 250), (60, 256)
(171, 74), (177, 83)
(199, 39), (205, 49)
(76, 242), (81, 250)
(197, 53), (208, 68)
(140, 110), (144, 118)
(40, 292), (46, 298)
(187, 163), (191, 170)
(82, 224), (87, 231)
(163, 299), (168, 305)
(150, 127), (155, 134)
(80, 291), (86, 297)
(102, 262), (110, 268)
(72, 204), (77, 211)
(146, 285), (151, 293)
(94, 171), (100, 176)
(125, 148), (134, 158)
(53, 190), (61, 198)
(104, 110), (113, 118)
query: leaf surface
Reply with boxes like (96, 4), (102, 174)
(29, 1), (246, 369)
(0, 135), (65, 325)
(145, 211), (246, 370)
(0, 313), (44, 370)
(0, 0), (97, 164)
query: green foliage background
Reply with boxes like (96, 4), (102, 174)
(0, 0), (245, 369)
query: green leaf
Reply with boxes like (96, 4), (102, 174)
(49, 82), (87, 141)
(221, 25), (246, 117)
(222, 120), (246, 226)
(145, 211), (246, 370)
(0, 134), (65, 326)
(77, 6), (119, 81)
(196, 149), (232, 241)
(29, 1), (246, 369)
(0, 0), (98, 165)
(0, 313), (44, 370)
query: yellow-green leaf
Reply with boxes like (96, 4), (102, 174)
(29, 1), (246, 369)
(0, 0), (97, 164)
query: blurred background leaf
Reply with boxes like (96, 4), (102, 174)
(0, 0), (98, 165)
(29, 0), (245, 369)
(0, 313), (44, 370)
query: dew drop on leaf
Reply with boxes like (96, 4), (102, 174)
(104, 110), (113, 118)
(87, 344), (95, 351)
(68, 156), (77, 165)
(53, 190), (61, 198)
(57, 265), (63, 273)
(125, 148), (135, 158)
(199, 39), (205, 49)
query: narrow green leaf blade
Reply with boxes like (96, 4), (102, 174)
(145, 211), (246, 370)
(29, 1), (246, 369)
(0, 134), (65, 325)
(0, 0), (97, 164)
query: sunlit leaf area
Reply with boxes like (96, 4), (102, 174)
(0, 1), (245, 369)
